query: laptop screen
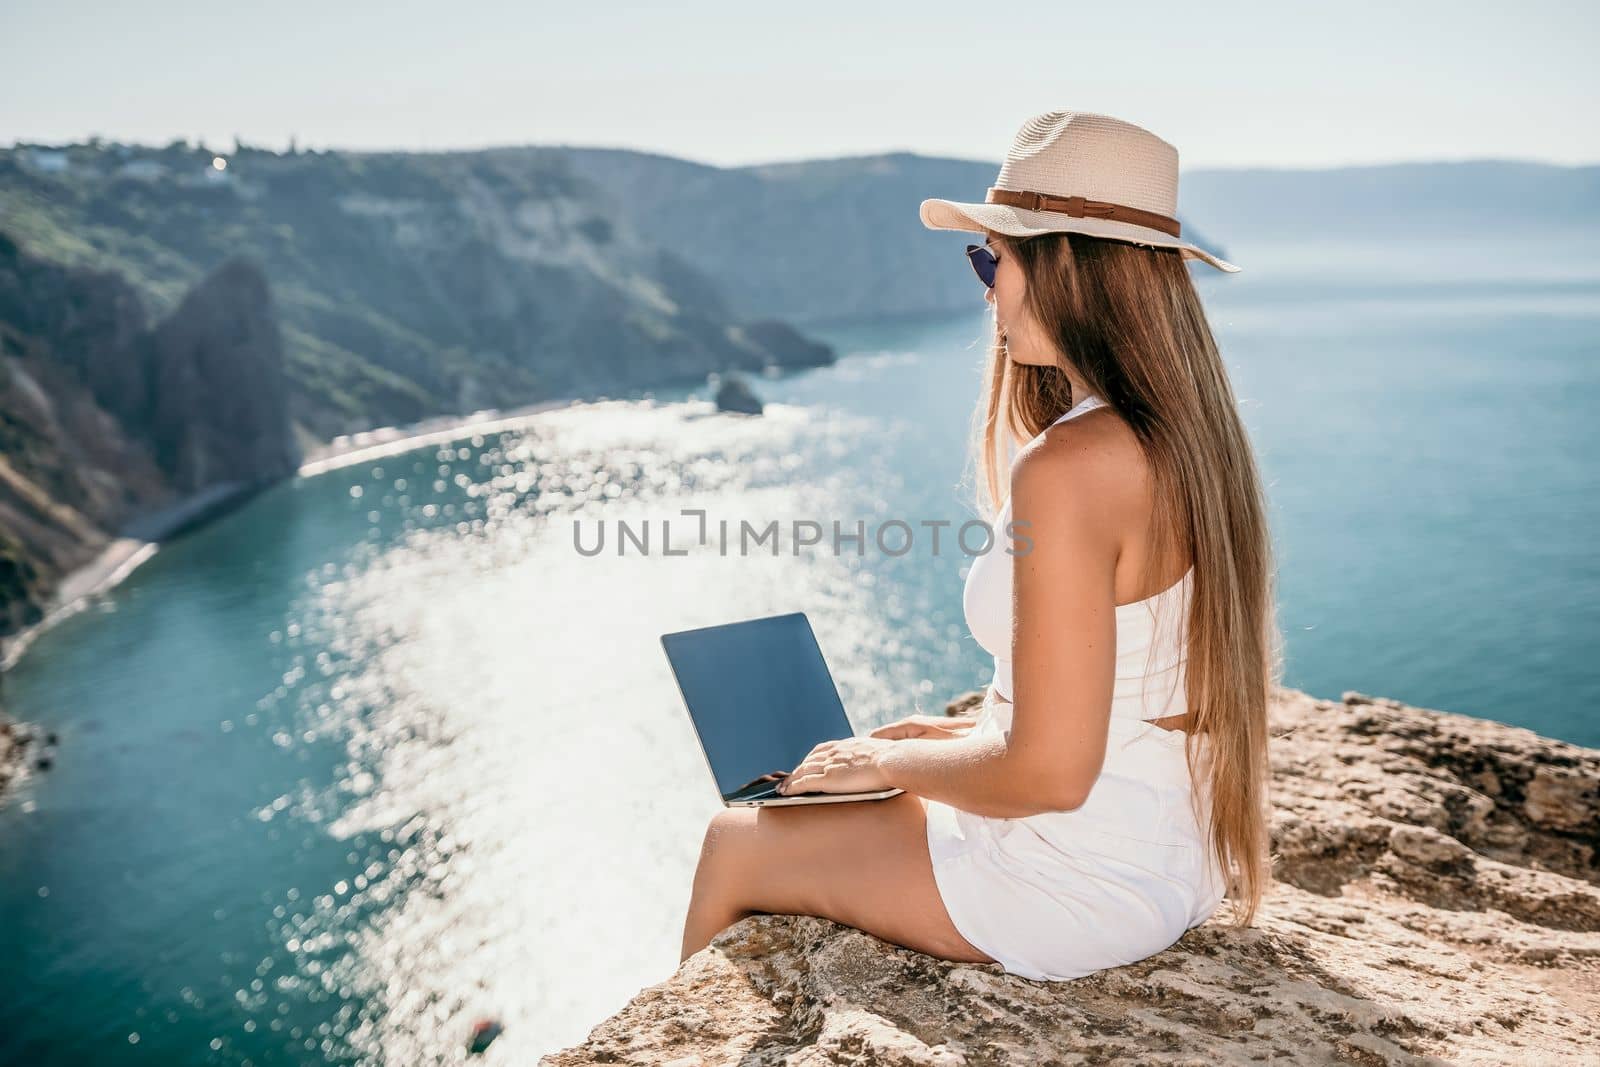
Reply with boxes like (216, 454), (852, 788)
(661, 612), (855, 802)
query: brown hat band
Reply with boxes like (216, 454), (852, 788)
(984, 187), (1182, 239)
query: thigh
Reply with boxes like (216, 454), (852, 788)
(701, 792), (996, 965)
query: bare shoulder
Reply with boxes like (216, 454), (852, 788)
(1010, 409), (1150, 550)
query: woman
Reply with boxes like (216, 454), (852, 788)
(680, 111), (1283, 981)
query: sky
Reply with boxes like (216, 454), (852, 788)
(3, 0), (1597, 170)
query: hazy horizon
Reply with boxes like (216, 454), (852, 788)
(7, 135), (1598, 175)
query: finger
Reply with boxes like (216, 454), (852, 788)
(787, 764), (825, 790)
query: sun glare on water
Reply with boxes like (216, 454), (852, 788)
(240, 398), (931, 1062)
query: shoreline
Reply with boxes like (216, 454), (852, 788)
(0, 480), (260, 672)
(0, 396), (590, 674)
(295, 397), (577, 477)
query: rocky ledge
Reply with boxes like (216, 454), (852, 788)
(544, 687), (1599, 1066)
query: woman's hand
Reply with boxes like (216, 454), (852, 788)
(868, 714), (978, 741)
(776, 737), (896, 796)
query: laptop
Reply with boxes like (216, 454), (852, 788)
(660, 611), (905, 807)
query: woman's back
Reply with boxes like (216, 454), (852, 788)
(962, 392), (1194, 715)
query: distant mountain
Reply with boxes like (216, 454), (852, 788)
(1178, 159), (1600, 240)
(557, 147), (1241, 323)
(0, 141), (838, 442)
(559, 150), (1600, 322)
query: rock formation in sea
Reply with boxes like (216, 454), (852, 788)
(542, 688), (1600, 1066)
(713, 371), (764, 415)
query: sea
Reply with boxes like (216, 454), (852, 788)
(1, 232), (1596, 1064)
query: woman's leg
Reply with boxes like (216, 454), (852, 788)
(680, 792), (997, 966)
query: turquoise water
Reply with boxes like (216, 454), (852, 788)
(2, 239), (1596, 1064)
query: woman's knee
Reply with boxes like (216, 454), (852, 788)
(693, 807), (755, 883)
(702, 805), (756, 848)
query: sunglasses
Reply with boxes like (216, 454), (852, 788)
(965, 234), (1039, 288)
(965, 241), (1000, 288)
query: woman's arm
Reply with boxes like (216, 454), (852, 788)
(876, 730), (1077, 818)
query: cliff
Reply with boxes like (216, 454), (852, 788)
(0, 233), (298, 643)
(543, 688), (1600, 1066)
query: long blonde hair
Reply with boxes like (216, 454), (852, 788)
(968, 230), (1283, 925)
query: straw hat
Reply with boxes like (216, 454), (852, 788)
(920, 110), (1240, 273)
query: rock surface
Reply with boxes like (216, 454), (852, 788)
(543, 687), (1600, 1066)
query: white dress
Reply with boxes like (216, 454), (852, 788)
(924, 392), (1228, 981)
